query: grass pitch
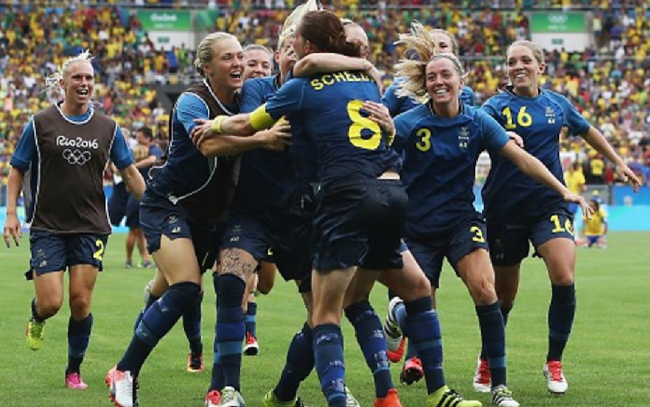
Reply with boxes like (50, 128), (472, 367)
(0, 232), (648, 406)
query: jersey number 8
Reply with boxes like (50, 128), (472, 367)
(347, 100), (382, 150)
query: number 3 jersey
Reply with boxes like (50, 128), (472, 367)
(481, 87), (591, 221)
(393, 103), (510, 238)
(10, 105), (133, 234)
(263, 70), (400, 187)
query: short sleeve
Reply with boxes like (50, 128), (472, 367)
(478, 110), (510, 153)
(381, 82), (400, 117)
(555, 93), (591, 136)
(240, 79), (265, 113)
(480, 96), (501, 121)
(10, 119), (37, 172)
(111, 126), (135, 170)
(265, 78), (306, 120)
(175, 93), (210, 134)
(149, 145), (164, 159)
(461, 86), (475, 106)
(392, 112), (413, 154)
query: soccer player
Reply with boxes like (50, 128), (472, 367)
(194, 11), (484, 407)
(581, 196), (607, 248)
(105, 32), (289, 407)
(384, 24), (595, 406)
(241, 42), (275, 358)
(381, 28), (475, 117)
(478, 40), (641, 394)
(563, 161), (587, 215)
(2, 51), (145, 390)
(243, 44), (273, 80)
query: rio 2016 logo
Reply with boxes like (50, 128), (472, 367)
(56, 135), (99, 149)
(56, 135), (98, 165)
(548, 14), (568, 24)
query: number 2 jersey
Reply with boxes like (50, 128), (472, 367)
(393, 103), (509, 238)
(261, 70), (400, 187)
(481, 87), (591, 221)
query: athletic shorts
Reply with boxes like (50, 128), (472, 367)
(487, 206), (575, 266)
(586, 235), (602, 246)
(406, 213), (489, 289)
(27, 230), (109, 278)
(312, 179), (407, 272)
(139, 190), (221, 273)
(125, 194), (140, 228)
(220, 207), (302, 283)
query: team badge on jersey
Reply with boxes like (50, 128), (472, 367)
(545, 107), (556, 124)
(458, 126), (469, 149)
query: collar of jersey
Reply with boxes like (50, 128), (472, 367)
(54, 102), (94, 125)
(505, 85), (545, 100)
(426, 100), (473, 127)
(203, 78), (239, 116)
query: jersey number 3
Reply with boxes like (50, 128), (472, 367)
(502, 106), (533, 130)
(347, 100), (382, 150)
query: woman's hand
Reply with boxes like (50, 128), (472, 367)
(363, 101), (395, 144)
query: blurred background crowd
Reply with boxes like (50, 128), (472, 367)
(0, 1), (649, 195)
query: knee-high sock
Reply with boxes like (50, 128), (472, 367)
(183, 291), (204, 356)
(345, 301), (393, 398)
(67, 313), (93, 374)
(476, 302), (507, 388)
(134, 293), (160, 332)
(117, 282), (201, 376)
(313, 324), (347, 407)
(547, 284), (576, 361)
(404, 297), (445, 394)
(216, 274), (246, 391)
(480, 304), (512, 361)
(274, 322), (315, 402)
(245, 301), (257, 338)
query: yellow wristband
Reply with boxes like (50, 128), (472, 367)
(211, 115), (227, 134)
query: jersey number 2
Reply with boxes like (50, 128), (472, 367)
(347, 100), (382, 150)
(93, 239), (106, 261)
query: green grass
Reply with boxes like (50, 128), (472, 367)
(1, 232), (649, 406)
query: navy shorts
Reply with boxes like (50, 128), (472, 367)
(586, 235), (602, 246)
(28, 230), (109, 278)
(312, 179), (407, 272)
(108, 182), (129, 227)
(487, 206), (575, 266)
(139, 190), (221, 273)
(406, 213), (489, 289)
(221, 207), (304, 283)
(125, 194), (140, 228)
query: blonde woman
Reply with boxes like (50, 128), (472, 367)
(3, 51), (145, 390)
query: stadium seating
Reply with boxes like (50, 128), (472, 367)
(0, 2), (648, 196)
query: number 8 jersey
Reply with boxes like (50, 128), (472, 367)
(481, 87), (591, 221)
(260, 70), (400, 187)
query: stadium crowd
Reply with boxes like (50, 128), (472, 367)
(0, 2), (649, 196)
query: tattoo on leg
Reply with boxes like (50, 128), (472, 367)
(220, 249), (256, 278)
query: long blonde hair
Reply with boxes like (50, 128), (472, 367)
(45, 50), (93, 97)
(394, 22), (467, 101)
(278, 0), (321, 48)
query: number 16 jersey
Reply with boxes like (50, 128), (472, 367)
(481, 87), (591, 221)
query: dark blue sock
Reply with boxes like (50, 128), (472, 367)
(183, 291), (204, 356)
(476, 302), (507, 388)
(117, 282), (200, 376)
(404, 297), (445, 394)
(547, 284), (576, 362)
(31, 298), (46, 322)
(245, 302), (257, 338)
(216, 274), (246, 391)
(345, 301), (393, 398)
(313, 324), (347, 407)
(209, 340), (225, 391)
(66, 313), (93, 374)
(405, 339), (417, 360)
(480, 304), (512, 361)
(134, 293), (160, 332)
(274, 322), (315, 402)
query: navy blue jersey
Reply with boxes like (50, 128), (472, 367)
(382, 77), (475, 117)
(265, 70), (400, 186)
(235, 75), (292, 210)
(481, 87), (590, 220)
(139, 144), (163, 179)
(148, 83), (240, 221)
(394, 103), (509, 237)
